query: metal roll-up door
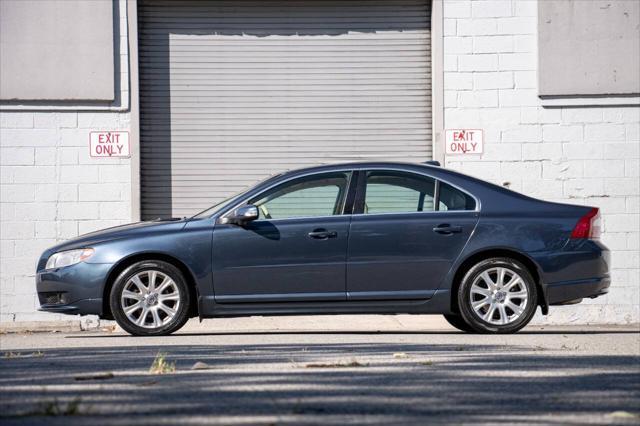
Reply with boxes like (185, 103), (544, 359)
(138, 0), (432, 219)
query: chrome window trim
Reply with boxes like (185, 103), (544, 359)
(216, 166), (480, 223)
(227, 208), (478, 225)
(244, 215), (352, 224)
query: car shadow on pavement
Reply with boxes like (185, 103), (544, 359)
(64, 328), (640, 338)
(1, 342), (639, 425)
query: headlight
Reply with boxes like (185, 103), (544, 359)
(45, 248), (94, 270)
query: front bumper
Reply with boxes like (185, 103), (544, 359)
(38, 298), (104, 315)
(36, 262), (113, 316)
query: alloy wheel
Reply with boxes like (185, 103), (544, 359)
(469, 267), (529, 326)
(120, 270), (181, 329)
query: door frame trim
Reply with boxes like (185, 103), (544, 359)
(347, 289), (436, 301)
(216, 292), (346, 303)
(199, 289), (452, 317)
(352, 169), (480, 215)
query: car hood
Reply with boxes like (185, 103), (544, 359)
(42, 218), (189, 255)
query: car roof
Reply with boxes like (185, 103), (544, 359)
(269, 161), (536, 208)
(279, 161), (439, 176)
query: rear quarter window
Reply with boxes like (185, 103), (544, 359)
(438, 182), (476, 211)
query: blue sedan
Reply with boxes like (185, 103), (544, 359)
(37, 162), (610, 336)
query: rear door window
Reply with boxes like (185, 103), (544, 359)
(363, 171), (436, 214)
(360, 170), (476, 214)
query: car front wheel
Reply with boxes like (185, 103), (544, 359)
(457, 257), (538, 334)
(110, 260), (191, 336)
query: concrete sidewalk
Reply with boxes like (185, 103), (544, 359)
(0, 313), (453, 334)
(0, 313), (454, 334)
(1, 316), (639, 425)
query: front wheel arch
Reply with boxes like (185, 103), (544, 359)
(102, 253), (200, 320)
(449, 248), (546, 315)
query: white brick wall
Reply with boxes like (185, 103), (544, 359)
(0, 111), (132, 324)
(0, 0), (132, 326)
(443, 0), (640, 324)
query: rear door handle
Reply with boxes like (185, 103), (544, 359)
(433, 224), (463, 235)
(308, 229), (338, 239)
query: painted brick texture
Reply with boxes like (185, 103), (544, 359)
(0, 111), (132, 323)
(443, 0), (640, 324)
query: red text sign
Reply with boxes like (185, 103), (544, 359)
(90, 131), (130, 158)
(445, 129), (483, 155)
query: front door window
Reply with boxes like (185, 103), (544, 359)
(250, 172), (351, 220)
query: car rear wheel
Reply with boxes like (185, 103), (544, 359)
(110, 260), (190, 336)
(457, 257), (537, 334)
(443, 314), (476, 333)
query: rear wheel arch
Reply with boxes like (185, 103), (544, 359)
(102, 253), (200, 320)
(449, 248), (546, 315)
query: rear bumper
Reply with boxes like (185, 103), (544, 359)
(540, 240), (611, 306)
(546, 276), (610, 305)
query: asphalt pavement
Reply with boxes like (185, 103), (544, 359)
(0, 315), (639, 425)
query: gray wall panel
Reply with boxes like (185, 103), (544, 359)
(539, 0), (640, 97)
(0, 0), (115, 101)
(139, 0), (432, 219)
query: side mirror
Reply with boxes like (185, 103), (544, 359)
(226, 204), (259, 225)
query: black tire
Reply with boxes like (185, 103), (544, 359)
(110, 260), (191, 336)
(443, 314), (476, 333)
(457, 257), (538, 334)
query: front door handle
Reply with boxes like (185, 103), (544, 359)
(433, 224), (463, 235)
(308, 229), (338, 239)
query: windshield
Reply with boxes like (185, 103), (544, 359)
(191, 172), (285, 219)
(192, 192), (246, 219)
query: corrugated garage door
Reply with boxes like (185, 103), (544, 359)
(138, 0), (432, 219)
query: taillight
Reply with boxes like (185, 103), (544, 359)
(570, 207), (600, 239)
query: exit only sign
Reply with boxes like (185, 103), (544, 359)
(445, 129), (483, 155)
(89, 131), (130, 158)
